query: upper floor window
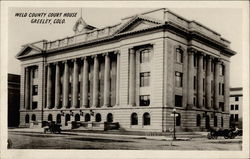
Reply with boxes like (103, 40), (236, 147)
(175, 72), (183, 88)
(222, 83), (224, 95)
(193, 76), (196, 90)
(175, 95), (182, 107)
(32, 85), (38, 95)
(220, 64), (225, 76)
(140, 49), (151, 63)
(231, 104), (234, 110)
(140, 95), (150, 106)
(32, 67), (38, 79)
(176, 48), (183, 63)
(235, 105), (239, 110)
(140, 72), (150, 87)
(194, 55), (197, 67)
(235, 97), (239, 101)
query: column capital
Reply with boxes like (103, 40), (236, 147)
(114, 50), (120, 55)
(187, 47), (197, 54)
(102, 52), (109, 57)
(91, 54), (98, 58)
(62, 60), (69, 64)
(197, 51), (206, 56)
(129, 48), (135, 54)
(81, 56), (88, 61)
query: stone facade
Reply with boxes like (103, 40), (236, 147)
(16, 8), (236, 132)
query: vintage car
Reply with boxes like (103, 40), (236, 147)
(207, 127), (242, 139)
(43, 121), (62, 134)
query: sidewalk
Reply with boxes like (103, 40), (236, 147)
(8, 128), (193, 141)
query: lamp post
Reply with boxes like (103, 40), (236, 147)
(173, 108), (176, 140)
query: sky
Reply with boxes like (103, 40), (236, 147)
(8, 7), (244, 87)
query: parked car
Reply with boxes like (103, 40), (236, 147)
(43, 121), (61, 134)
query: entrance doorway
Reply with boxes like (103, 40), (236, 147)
(205, 115), (210, 129)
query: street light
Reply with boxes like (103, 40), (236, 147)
(173, 108), (177, 140)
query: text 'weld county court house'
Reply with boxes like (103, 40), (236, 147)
(16, 8), (236, 132)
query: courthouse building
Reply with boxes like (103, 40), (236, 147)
(16, 8), (236, 132)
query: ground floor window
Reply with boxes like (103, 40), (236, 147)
(75, 114), (80, 121)
(65, 114), (70, 126)
(85, 113), (90, 122)
(95, 113), (101, 122)
(176, 113), (181, 126)
(31, 114), (36, 121)
(214, 115), (217, 127)
(48, 114), (53, 121)
(56, 114), (61, 124)
(131, 113), (138, 125)
(221, 117), (224, 127)
(196, 114), (201, 127)
(107, 113), (113, 123)
(143, 113), (150, 125)
(25, 114), (29, 123)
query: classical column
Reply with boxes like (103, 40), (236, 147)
(187, 48), (195, 108)
(214, 59), (220, 110)
(129, 48), (136, 106)
(63, 61), (69, 108)
(29, 68), (33, 110)
(24, 67), (30, 110)
(197, 53), (203, 108)
(115, 51), (120, 106)
(224, 62), (230, 113)
(55, 62), (61, 109)
(72, 59), (79, 108)
(82, 57), (89, 107)
(46, 64), (52, 109)
(206, 56), (212, 109)
(92, 55), (99, 107)
(104, 53), (111, 107)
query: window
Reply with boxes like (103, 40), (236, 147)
(32, 102), (37, 110)
(219, 102), (225, 112)
(48, 114), (53, 121)
(220, 64), (225, 76)
(175, 72), (183, 87)
(235, 114), (239, 122)
(140, 49), (151, 63)
(25, 114), (29, 123)
(222, 84), (224, 95)
(230, 114), (234, 122)
(32, 67), (38, 79)
(31, 114), (36, 121)
(143, 113), (150, 125)
(193, 76), (196, 90)
(211, 80), (214, 93)
(235, 97), (239, 101)
(56, 114), (61, 124)
(175, 95), (182, 107)
(140, 95), (150, 106)
(131, 113), (138, 125)
(194, 55), (197, 67)
(95, 113), (101, 122)
(203, 58), (206, 69)
(32, 85), (38, 95)
(176, 113), (181, 126)
(176, 48), (183, 63)
(219, 83), (221, 95)
(85, 113), (90, 122)
(211, 62), (214, 72)
(214, 115), (218, 127)
(107, 113), (113, 123)
(235, 105), (239, 110)
(193, 97), (196, 107)
(231, 105), (234, 110)
(140, 72), (150, 87)
(65, 114), (70, 126)
(203, 78), (205, 92)
(75, 114), (80, 121)
(221, 117), (224, 127)
(196, 114), (201, 127)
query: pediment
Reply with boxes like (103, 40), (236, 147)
(16, 44), (42, 59)
(115, 15), (163, 35)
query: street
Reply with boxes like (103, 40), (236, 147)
(8, 130), (242, 150)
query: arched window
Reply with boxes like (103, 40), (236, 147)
(196, 114), (201, 127)
(31, 114), (36, 121)
(176, 47), (183, 63)
(85, 113), (90, 122)
(95, 113), (101, 122)
(176, 113), (181, 126)
(214, 115), (218, 127)
(131, 113), (138, 125)
(65, 114), (70, 126)
(25, 114), (30, 123)
(107, 113), (113, 123)
(221, 117), (224, 127)
(143, 113), (150, 125)
(48, 114), (53, 121)
(56, 114), (61, 124)
(75, 114), (80, 121)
